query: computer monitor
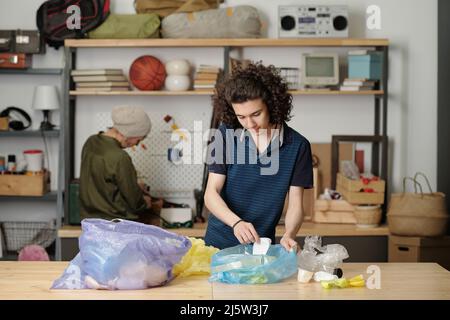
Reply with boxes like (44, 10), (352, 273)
(302, 53), (339, 87)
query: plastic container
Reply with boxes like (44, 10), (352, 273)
(23, 149), (43, 172)
(297, 268), (314, 283)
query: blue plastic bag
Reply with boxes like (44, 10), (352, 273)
(209, 244), (297, 284)
(51, 218), (191, 290)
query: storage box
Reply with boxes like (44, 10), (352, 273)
(313, 199), (356, 224)
(0, 53), (32, 69)
(348, 52), (383, 80)
(389, 235), (450, 270)
(0, 171), (50, 196)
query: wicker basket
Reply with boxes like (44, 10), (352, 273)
(387, 174), (449, 237)
(387, 215), (448, 237)
(1, 220), (56, 252)
(354, 205), (382, 228)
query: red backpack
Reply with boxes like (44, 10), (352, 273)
(36, 0), (110, 49)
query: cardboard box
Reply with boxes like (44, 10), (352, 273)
(389, 235), (450, 270)
(0, 171), (50, 196)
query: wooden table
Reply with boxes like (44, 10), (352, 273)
(1, 262), (449, 300)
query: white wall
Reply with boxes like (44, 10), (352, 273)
(0, 0), (438, 222)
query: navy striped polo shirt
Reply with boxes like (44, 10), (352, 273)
(204, 122), (313, 249)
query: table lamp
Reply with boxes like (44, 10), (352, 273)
(32, 85), (60, 130)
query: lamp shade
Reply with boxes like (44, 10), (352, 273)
(32, 85), (60, 111)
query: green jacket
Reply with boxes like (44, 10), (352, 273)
(79, 133), (146, 220)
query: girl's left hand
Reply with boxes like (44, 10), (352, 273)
(280, 235), (298, 253)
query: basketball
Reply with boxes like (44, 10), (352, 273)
(129, 55), (166, 91)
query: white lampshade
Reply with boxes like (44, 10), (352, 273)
(32, 85), (60, 111)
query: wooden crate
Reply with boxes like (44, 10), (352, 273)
(0, 171), (50, 196)
(313, 199), (356, 224)
(337, 186), (384, 205)
(337, 173), (385, 192)
(389, 235), (450, 270)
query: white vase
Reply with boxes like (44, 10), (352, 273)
(165, 75), (191, 91)
(165, 59), (191, 75)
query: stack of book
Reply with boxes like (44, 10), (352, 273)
(71, 69), (130, 92)
(193, 65), (221, 91)
(340, 78), (377, 91)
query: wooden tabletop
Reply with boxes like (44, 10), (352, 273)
(58, 222), (389, 239)
(0, 262), (448, 300)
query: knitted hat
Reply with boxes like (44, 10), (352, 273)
(112, 106), (151, 138)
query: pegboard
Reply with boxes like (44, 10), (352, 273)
(96, 110), (211, 199)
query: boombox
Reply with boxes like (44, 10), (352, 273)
(278, 5), (349, 38)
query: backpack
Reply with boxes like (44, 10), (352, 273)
(36, 0), (110, 49)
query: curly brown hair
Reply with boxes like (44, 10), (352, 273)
(212, 62), (293, 129)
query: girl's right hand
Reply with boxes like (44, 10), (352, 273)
(233, 221), (260, 244)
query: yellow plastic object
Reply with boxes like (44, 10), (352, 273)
(349, 274), (366, 287)
(349, 274), (364, 282)
(321, 281), (334, 289)
(335, 278), (349, 288)
(173, 237), (219, 277)
(321, 275), (366, 289)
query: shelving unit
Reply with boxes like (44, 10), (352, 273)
(0, 68), (64, 261)
(63, 37), (389, 232)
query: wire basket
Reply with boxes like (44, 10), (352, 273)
(277, 67), (300, 90)
(1, 220), (56, 252)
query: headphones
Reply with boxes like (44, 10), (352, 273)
(0, 107), (32, 131)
